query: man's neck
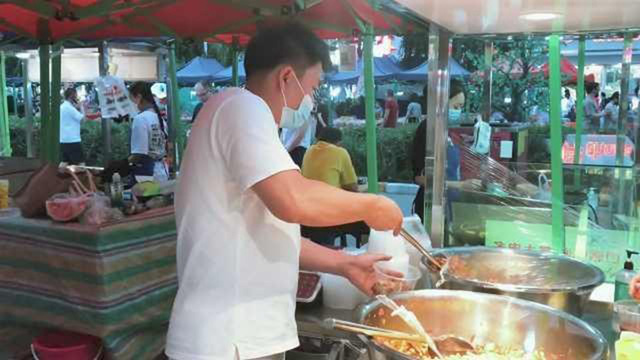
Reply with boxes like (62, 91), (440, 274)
(247, 76), (281, 121)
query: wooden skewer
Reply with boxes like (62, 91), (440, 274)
(68, 171), (90, 194)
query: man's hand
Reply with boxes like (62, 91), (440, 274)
(364, 195), (403, 235)
(630, 274), (640, 300)
(340, 253), (392, 296)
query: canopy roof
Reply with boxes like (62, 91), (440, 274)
(176, 56), (225, 85)
(325, 56), (470, 83)
(212, 61), (247, 83)
(326, 56), (401, 84)
(0, 0), (421, 44)
(393, 58), (469, 81)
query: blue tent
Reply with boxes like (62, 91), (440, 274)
(176, 56), (225, 85)
(325, 56), (402, 84)
(392, 59), (470, 81)
(212, 60), (246, 83)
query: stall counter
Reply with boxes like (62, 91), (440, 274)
(0, 207), (177, 360)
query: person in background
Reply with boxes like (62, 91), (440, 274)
(191, 80), (213, 123)
(128, 82), (169, 183)
(603, 91), (619, 132)
(60, 87), (95, 165)
(584, 82), (604, 132)
(353, 96), (366, 119)
(406, 93), (422, 123)
(383, 89), (399, 128)
(561, 88), (575, 119)
(302, 127), (358, 192)
(411, 79), (479, 222)
(281, 108), (317, 167)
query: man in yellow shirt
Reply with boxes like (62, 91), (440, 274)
(302, 127), (358, 192)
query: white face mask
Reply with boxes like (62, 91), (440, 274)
(280, 73), (313, 129)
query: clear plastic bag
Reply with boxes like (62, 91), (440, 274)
(80, 193), (114, 225)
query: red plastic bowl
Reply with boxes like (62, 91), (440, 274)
(32, 331), (102, 360)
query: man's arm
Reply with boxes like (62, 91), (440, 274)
(299, 237), (392, 296)
(252, 169), (403, 233)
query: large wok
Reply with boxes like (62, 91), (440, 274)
(423, 247), (605, 316)
(357, 290), (609, 359)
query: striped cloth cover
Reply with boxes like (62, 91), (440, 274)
(0, 207), (177, 360)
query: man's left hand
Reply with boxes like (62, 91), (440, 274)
(341, 253), (392, 296)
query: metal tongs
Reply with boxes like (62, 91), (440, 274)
(399, 227), (445, 272)
(324, 318), (427, 343)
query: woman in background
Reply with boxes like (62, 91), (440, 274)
(128, 82), (169, 183)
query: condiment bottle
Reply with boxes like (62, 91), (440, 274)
(110, 173), (124, 208)
(615, 250), (639, 301)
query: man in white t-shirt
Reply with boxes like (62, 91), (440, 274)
(59, 88), (88, 164)
(166, 23), (403, 360)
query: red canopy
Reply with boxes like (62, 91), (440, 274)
(535, 58), (597, 84)
(0, 0), (415, 44)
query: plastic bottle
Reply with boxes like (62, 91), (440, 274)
(615, 250), (639, 301)
(110, 173), (124, 208)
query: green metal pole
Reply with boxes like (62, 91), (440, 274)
(22, 59), (34, 158)
(617, 32), (633, 215)
(49, 44), (61, 165)
(167, 43), (181, 171)
(617, 33), (633, 167)
(548, 34), (566, 253)
(363, 24), (378, 194)
(0, 51), (11, 157)
(38, 44), (51, 163)
(232, 36), (239, 87)
(573, 36), (586, 188)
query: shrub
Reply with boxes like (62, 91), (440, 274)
(341, 124), (418, 183)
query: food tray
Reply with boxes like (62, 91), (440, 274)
(297, 271), (321, 303)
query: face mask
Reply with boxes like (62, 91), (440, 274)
(449, 108), (462, 123)
(280, 73), (313, 129)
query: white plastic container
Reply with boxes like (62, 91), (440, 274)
(368, 229), (406, 257)
(321, 273), (366, 309)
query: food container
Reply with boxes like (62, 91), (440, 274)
(614, 300), (640, 333)
(368, 230), (406, 257)
(424, 247), (605, 316)
(321, 273), (367, 310)
(357, 290), (609, 360)
(372, 264), (421, 296)
(297, 271), (322, 303)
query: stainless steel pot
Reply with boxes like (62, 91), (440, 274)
(356, 290), (609, 359)
(423, 247), (605, 316)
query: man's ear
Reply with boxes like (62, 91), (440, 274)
(277, 65), (296, 91)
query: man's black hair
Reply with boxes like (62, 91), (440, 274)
(244, 22), (331, 80)
(317, 127), (342, 144)
(386, 89), (394, 97)
(64, 87), (77, 100)
(586, 82), (599, 95)
(449, 78), (464, 99)
(195, 80), (212, 91)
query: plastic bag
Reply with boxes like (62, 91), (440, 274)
(80, 194), (114, 225)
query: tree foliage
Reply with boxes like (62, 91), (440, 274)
(452, 36), (551, 122)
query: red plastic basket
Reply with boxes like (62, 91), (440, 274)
(31, 331), (102, 360)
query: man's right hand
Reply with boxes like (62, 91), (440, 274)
(364, 195), (403, 235)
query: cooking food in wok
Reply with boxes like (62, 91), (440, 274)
(358, 290), (608, 360)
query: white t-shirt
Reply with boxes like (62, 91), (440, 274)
(406, 102), (422, 120)
(60, 100), (84, 143)
(130, 109), (166, 160)
(166, 88), (301, 360)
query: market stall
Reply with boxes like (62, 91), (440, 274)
(0, 207), (176, 359)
